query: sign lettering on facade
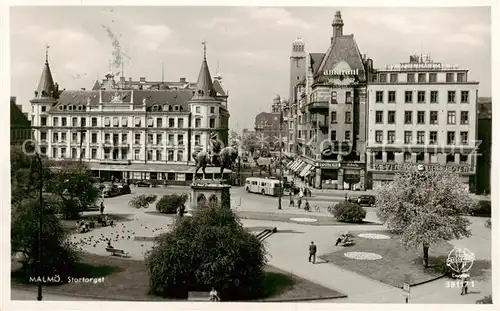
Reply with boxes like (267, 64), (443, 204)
(371, 163), (471, 173)
(316, 162), (340, 169)
(323, 69), (359, 76)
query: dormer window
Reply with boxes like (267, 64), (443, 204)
(168, 105), (173, 112)
(58, 106), (63, 111)
(77, 105), (82, 111)
(174, 105), (179, 111)
(153, 105), (159, 111)
(68, 105), (73, 111)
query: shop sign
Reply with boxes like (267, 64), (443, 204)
(323, 69), (359, 76)
(316, 161), (340, 169)
(341, 162), (363, 169)
(371, 163), (471, 173)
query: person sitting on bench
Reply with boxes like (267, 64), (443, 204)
(107, 240), (114, 249)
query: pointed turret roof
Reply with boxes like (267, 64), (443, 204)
(192, 44), (216, 100)
(35, 59), (57, 99)
(92, 80), (101, 90)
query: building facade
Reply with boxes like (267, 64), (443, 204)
(366, 55), (479, 191)
(253, 95), (288, 153)
(287, 11), (370, 190)
(30, 50), (230, 184)
(475, 97), (492, 194)
(10, 96), (32, 146)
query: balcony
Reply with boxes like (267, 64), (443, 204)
(103, 140), (113, 147)
(307, 99), (329, 112)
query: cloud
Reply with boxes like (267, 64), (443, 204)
(463, 23), (490, 34)
(351, 11), (434, 35)
(445, 34), (485, 47)
(134, 24), (172, 37)
(248, 8), (313, 30)
(207, 16), (237, 27)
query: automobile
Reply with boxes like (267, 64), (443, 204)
(356, 195), (376, 207)
(135, 180), (152, 187)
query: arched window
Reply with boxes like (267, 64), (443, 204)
(197, 194), (206, 207)
(209, 194), (218, 205)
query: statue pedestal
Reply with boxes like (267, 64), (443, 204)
(190, 179), (231, 210)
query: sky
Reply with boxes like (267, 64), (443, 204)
(10, 6), (491, 132)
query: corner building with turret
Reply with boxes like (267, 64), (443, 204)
(29, 49), (230, 184)
(286, 11), (372, 190)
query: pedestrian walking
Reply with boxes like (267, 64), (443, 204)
(345, 193), (348, 201)
(100, 201), (105, 215)
(289, 195), (295, 207)
(297, 197), (302, 209)
(461, 276), (469, 295)
(309, 241), (317, 264)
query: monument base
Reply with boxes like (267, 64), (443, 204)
(190, 179), (231, 210)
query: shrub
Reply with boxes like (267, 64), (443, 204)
(146, 205), (268, 301)
(471, 200), (491, 217)
(476, 295), (493, 304)
(129, 194), (157, 209)
(485, 219), (491, 229)
(155, 194), (188, 214)
(11, 198), (80, 283)
(328, 201), (366, 223)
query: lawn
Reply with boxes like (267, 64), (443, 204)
(319, 230), (454, 288)
(12, 252), (345, 302)
(60, 213), (134, 232)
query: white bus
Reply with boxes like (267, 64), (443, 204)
(245, 177), (282, 196)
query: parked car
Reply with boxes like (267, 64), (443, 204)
(135, 180), (152, 187)
(103, 184), (121, 198)
(356, 195), (376, 207)
(117, 183), (131, 194)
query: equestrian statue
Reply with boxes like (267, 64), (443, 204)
(193, 145), (238, 180)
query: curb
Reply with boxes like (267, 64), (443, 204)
(406, 274), (447, 288)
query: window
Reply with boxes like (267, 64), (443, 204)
(195, 106), (200, 113)
(374, 151), (383, 162)
(417, 111), (425, 124)
(72, 132), (78, 143)
(390, 73), (398, 83)
(113, 117), (119, 127)
(72, 117), (78, 127)
(405, 91), (413, 103)
(177, 150), (184, 162)
(448, 91), (456, 103)
(147, 150), (153, 161)
(330, 130), (337, 141)
(346, 91), (352, 103)
(81, 117), (86, 127)
(387, 131), (395, 144)
(388, 91), (396, 103)
(147, 134), (153, 144)
(62, 117), (67, 126)
(429, 152), (438, 163)
(121, 133), (127, 143)
(61, 133), (67, 142)
(156, 118), (163, 127)
(417, 91), (425, 103)
(156, 150), (162, 161)
(345, 112), (351, 123)
(331, 91), (338, 104)
(91, 148), (97, 159)
(178, 134), (184, 145)
(404, 131), (412, 144)
(61, 148), (66, 158)
(388, 111), (396, 124)
(71, 148), (77, 159)
(387, 152), (395, 162)
(135, 117), (141, 127)
(209, 118), (216, 128)
(375, 111), (383, 124)
(457, 73), (466, 83)
(447, 131), (455, 145)
(446, 154), (455, 163)
(430, 111), (438, 124)
(147, 118), (154, 127)
(330, 111), (337, 123)
(430, 91), (438, 103)
(40, 132), (47, 141)
(429, 73), (437, 83)
(104, 133), (110, 143)
(52, 117), (59, 126)
(460, 154), (468, 163)
(418, 73), (426, 83)
(460, 111), (469, 124)
(41, 106), (47, 112)
(195, 134), (201, 145)
(429, 131), (437, 144)
(156, 134), (162, 145)
(195, 118), (201, 128)
(379, 74), (387, 83)
(446, 73), (455, 82)
(168, 150), (174, 161)
(134, 149), (140, 160)
(404, 111), (413, 124)
(135, 133), (141, 144)
(41, 117), (47, 126)
(404, 152), (412, 162)
(169, 118), (175, 128)
(168, 134), (174, 145)
(52, 148), (58, 158)
(447, 111), (456, 124)
(417, 131), (425, 144)
(91, 133), (97, 143)
(461, 91), (469, 103)
(460, 131), (468, 144)
(375, 91), (384, 103)
(416, 152), (425, 163)
(375, 131), (383, 143)
(407, 73), (415, 83)
(178, 118), (184, 128)
(210, 107), (215, 114)
(345, 131), (351, 141)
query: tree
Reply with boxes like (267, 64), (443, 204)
(241, 133), (259, 155)
(328, 201), (366, 223)
(146, 205), (268, 300)
(229, 131), (240, 149)
(11, 197), (79, 282)
(375, 167), (474, 267)
(155, 194), (188, 214)
(44, 161), (100, 219)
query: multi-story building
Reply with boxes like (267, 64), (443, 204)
(287, 11), (371, 190)
(366, 55), (479, 191)
(10, 96), (32, 146)
(254, 96), (287, 153)
(476, 97), (492, 194)
(30, 49), (230, 184)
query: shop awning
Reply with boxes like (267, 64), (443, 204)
(291, 160), (303, 171)
(287, 159), (297, 169)
(299, 164), (313, 177)
(294, 161), (307, 173)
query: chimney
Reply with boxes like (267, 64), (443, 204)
(180, 77), (186, 83)
(81, 88), (86, 91)
(129, 77), (132, 87)
(140, 77), (146, 82)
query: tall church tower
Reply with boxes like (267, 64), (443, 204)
(289, 37), (307, 103)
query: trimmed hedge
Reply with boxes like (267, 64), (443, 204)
(328, 201), (366, 223)
(155, 194), (188, 214)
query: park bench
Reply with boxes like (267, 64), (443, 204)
(342, 240), (355, 246)
(187, 291), (213, 301)
(105, 247), (129, 257)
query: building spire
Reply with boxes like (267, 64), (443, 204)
(45, 44), (50, 63)
(34, 45), (57, 100)
(202, 40), (207, 60)
(193, 43), (215, 99)
(332, 11), (344, 39)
